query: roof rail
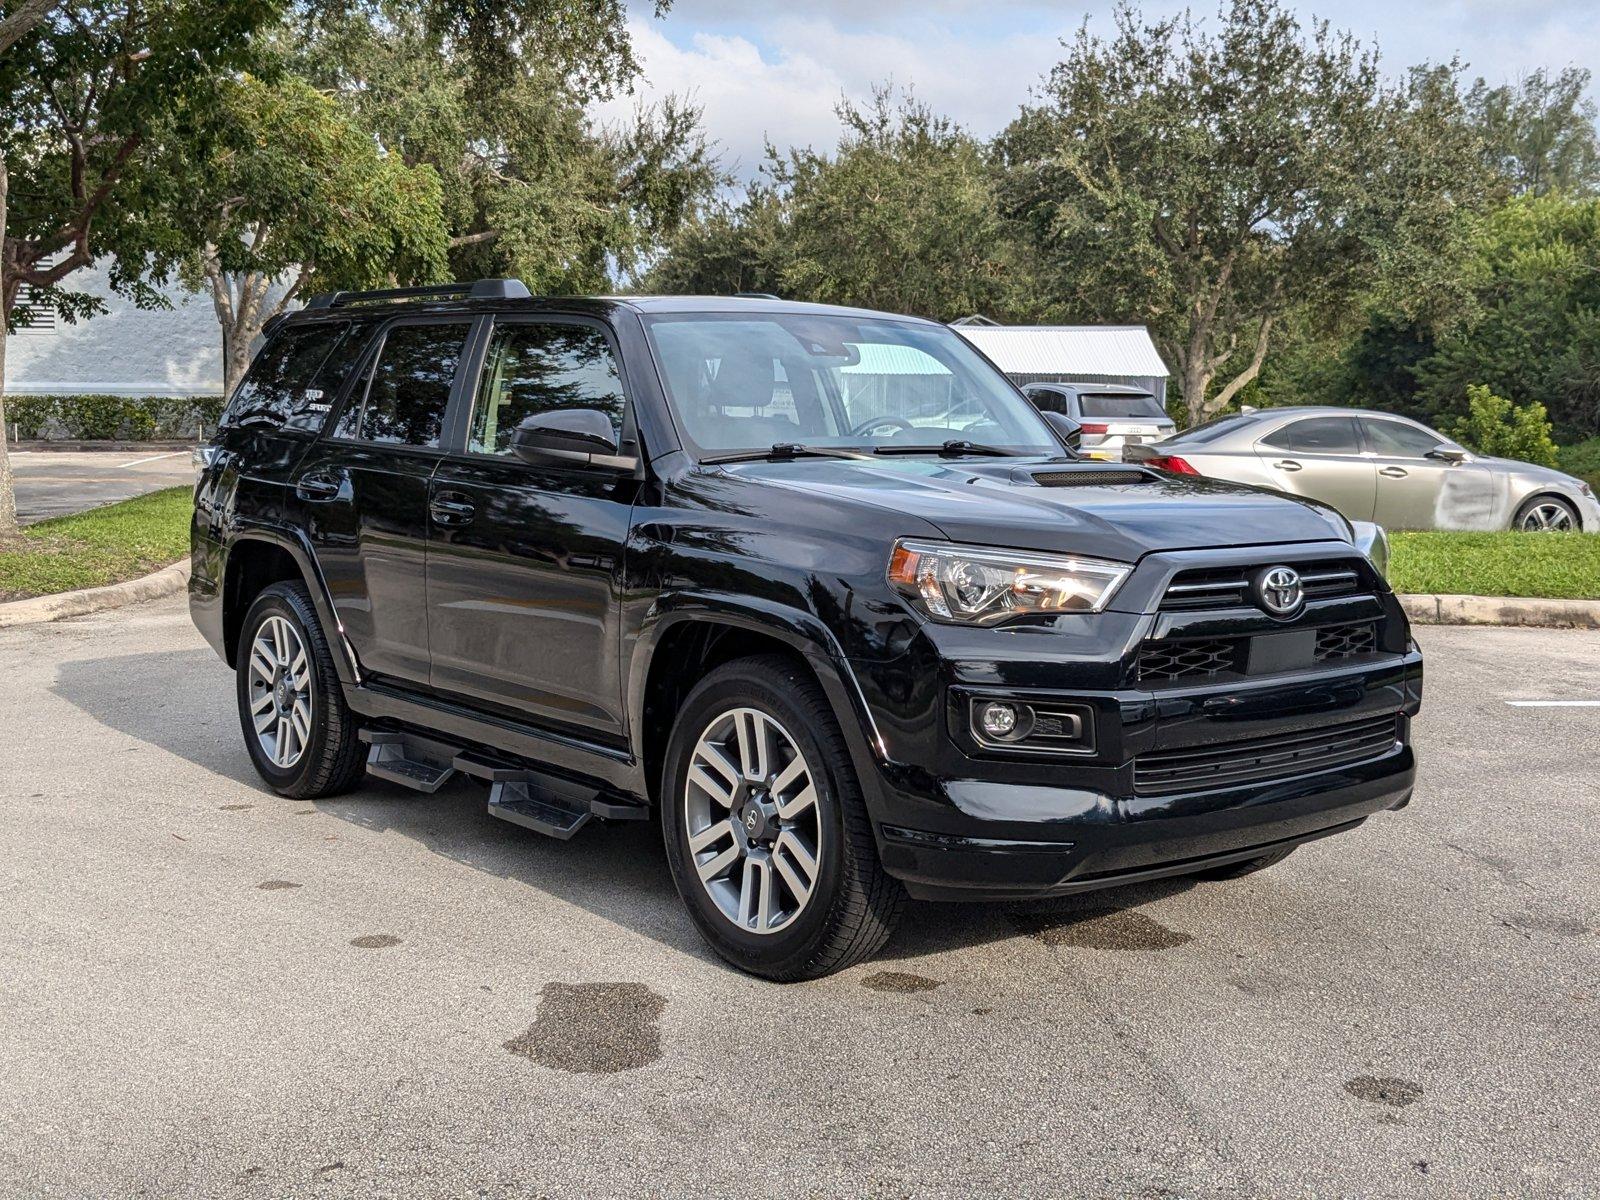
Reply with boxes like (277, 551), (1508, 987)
(303, 278), (531, 310)
(733, 291), (781, 300)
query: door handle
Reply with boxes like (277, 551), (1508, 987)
(295, 470), (347, 501)
(1273, 460), (1302, 472)
(429, 493), (476, 527)
(1379, 466), (1409, 478)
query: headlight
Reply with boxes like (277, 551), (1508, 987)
(887, 539), (1131, 625)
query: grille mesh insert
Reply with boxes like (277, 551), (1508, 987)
(1137, 638), (1240, 681)
(1315, 622), (1377, 661)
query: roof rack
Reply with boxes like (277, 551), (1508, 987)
(303, 278), (531, 310)
(733, 291), (781, 300)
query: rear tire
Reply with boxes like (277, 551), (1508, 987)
(1193, 846), (1295, 881)
(661, 654), (904, 980)
(236, 581), (366, 799)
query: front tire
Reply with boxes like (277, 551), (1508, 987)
(1514, 496), (1579, 532)
(236, 581), (366, 799)
(661, 655), (904, 980)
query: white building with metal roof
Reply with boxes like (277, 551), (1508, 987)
(950, 321), (1170, 403)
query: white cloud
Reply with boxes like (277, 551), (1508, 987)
(595, 2), (1600, 182)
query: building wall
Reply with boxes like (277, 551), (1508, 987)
(5, 260), (224, 397)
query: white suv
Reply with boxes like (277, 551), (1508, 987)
(1023, 382), (1175, 462)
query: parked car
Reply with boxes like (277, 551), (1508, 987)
(191, 284), (1422, 980)
(1128, 406), (1599, 532)
(1022, 381), (1175, 461)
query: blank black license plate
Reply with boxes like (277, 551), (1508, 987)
(1246, 630), (1317, 675)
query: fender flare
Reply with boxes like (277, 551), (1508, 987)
(222, 525), (362, 686)
(628, 592), (892, 795)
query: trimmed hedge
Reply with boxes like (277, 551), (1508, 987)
(5, 394), (226, 441)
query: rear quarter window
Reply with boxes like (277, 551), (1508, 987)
(222, 321), (365, 433)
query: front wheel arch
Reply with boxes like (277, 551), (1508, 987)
(1512, 493), (1581, 532)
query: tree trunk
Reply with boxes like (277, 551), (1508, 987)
(0, 148), (20, 543)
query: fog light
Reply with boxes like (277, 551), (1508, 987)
(979, 702), (1019, 738)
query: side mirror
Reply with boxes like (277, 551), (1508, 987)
(1426, 447), (1468, 464)
(1041, 410), (1083, 454)
(510, 409), (635, 471)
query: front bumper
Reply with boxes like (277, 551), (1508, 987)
(844, 554), (1423, 901)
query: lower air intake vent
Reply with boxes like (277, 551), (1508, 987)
(1133, 715), (1400, 796)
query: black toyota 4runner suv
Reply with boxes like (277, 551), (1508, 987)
(192, 280), (1422, 980)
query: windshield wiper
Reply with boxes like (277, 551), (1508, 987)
(701, 442), (872, 465)
(870, 439), (1026, 458)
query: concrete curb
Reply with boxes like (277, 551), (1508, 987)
(0, 561), (190, 629)
(1398, 592), (1600, 630)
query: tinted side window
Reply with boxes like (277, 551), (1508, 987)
(1261, 417), (1360, 454)
(1362, 419), (1442, 457)
(223, 322), (360, 432)
(337, 322), (470, 448)
(469, 323), (625, 456)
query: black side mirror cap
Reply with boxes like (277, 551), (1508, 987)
(1041, 410), (1083, 454)
(510, 409), (636, 471)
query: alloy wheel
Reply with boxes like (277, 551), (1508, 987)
(683, 707), (822, 935)
(246, 615), (314, 769)
(1519, 501), (1575, 532)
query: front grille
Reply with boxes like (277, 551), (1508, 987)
(1138, 638), (1241, 681)
(1159, 558), (1368, 613)
(1132, 715), (1400, 796)
(1315, 622), (1376, 661)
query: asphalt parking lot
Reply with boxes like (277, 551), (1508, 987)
(0, 596), (1595, 1198)
(6, 448), (195, 523)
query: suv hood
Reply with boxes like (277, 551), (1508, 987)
(724, 457), (1352, 560)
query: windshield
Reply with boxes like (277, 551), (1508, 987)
(642, 312), (1059, 456)
(1078, 392), (1167, 420)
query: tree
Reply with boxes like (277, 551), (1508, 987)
(1412, 192), (1600, 440)
(139, 74), (448, 396)
(1446, 384), (1559, 468)
(1466, 68), (1600, 197)
(0, 0), (280, 540)
(650, 90), (1036, 322)
(297, 1), (719, 291)
(994, 0), (1490, 425)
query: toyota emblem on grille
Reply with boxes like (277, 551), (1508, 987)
(1253, 565), (1304, 617)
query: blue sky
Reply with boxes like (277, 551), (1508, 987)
(596, 1), (1600, 178)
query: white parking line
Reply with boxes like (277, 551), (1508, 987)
(116, 450), (187, 468)
(1505, 700), (1600, 707)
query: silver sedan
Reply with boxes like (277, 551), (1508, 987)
(1128, 407), (1600, 532)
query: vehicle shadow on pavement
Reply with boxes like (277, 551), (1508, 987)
(51, 647), (1203, 972)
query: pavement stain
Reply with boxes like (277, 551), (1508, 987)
(218, 803), (253, 811)
(861, 971), (941, 993)
(503, 982), (665, 1075)
(1344, 1076), (1424, 1107)
(1011, 907), (1193, 950)
(1502, 913), (1591, 938)
(257, 880), (301, 891)
(350, 934), (402, 949)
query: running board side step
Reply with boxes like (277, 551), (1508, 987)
(361, 730), (457, 793)
(452, 751), (649, 840)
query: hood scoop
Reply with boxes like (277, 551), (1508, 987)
(1018, 465), (1156, 488)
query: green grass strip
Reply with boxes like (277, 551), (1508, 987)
(0, 486), (193, 602)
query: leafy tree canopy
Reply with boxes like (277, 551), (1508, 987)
(133, 72), (449, 392)
(650, 89), (1035, 322)
(1465, 67), (1600, 198)
(992, 0), (1491, 424)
